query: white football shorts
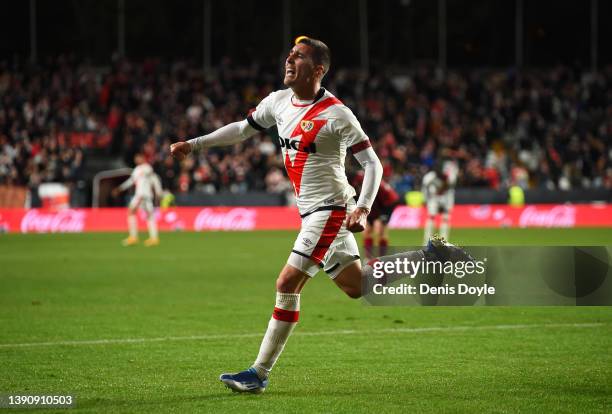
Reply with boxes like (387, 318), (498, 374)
(287, 200), (360, 279)
(128, 195), (154, 215)
(426, 193), (454, 216)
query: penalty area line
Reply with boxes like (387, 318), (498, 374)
(0, 322), (605, 349)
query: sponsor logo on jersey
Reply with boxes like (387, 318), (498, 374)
(278, 137), (317, 153)
(300, 120), (314, 132)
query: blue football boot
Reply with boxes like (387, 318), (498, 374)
(426, 234), (475, 263)
(220, 368), (268, 394)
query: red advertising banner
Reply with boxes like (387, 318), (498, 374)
(388, 204), (612, 229)
(0, 207), (301, 233)
(0, 204), (610, 234)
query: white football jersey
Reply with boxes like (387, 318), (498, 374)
(422, 162), (457, 213)
(119, 163), (162, 199)
(422, 171), (445, 199)
(248, 88), (371, 215)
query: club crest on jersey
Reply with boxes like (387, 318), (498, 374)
(300, 120), (314, 132)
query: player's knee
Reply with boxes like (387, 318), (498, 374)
(275, 277), (304, 293)
(275, 276), (292, 292)
(276, 266), (308, 293)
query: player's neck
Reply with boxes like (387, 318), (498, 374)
(291, 83), (322, 102)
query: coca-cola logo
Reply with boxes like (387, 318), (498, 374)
(193, 208), (257, 231)
(21, 209), (86, 233)
(469, 205), (492, 220)
(388, 206), (422, 229)
(519, 206), (576, 228)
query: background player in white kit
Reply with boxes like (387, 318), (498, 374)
(170, 36), (469, 394)
(422, 161), (458, 244)
(113, 153), (163, 247)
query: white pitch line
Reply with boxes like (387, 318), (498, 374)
(0, 323), (605, 349)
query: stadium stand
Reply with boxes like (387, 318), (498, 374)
(0, 57), (610, 206)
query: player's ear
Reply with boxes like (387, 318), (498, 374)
(314, 64), (325, 80)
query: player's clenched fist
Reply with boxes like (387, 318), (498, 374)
(170, 141), (192, 161)
(346, 207), (369, 233)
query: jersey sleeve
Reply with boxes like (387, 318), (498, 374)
(247, 91), (277, 131)
(331, 106), (371, 153)
(152, 173), (163, 197)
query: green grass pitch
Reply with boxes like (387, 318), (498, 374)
(1, 228), (611, 413)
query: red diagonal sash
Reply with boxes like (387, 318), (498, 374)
(284, 97), (342, 195)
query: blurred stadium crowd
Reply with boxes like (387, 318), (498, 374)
(1, 56), (611, 198)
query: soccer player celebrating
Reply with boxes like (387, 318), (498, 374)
(112, 153), (163, 246)
(422, 162), (457, 244)
(171, 36), (469, 393)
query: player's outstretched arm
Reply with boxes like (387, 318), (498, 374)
(170, 120), (258, 160)
(152, 174), (163, 198)
(347, 146), (383, 232)
(112, 174), (135, 197)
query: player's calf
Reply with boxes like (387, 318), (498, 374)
(220, 289), (301, 394)
(333, 261), (365, 299)
(337, 284), (362, 299)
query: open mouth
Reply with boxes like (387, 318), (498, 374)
(285, 68), (296, 76)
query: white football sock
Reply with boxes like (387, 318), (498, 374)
(128, 215), (138, 238)
(440, 213), (450, 240)
(147, 215), (158, 239)
(252, 292), (300, 379)
(423, 216), (435, 245)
